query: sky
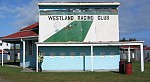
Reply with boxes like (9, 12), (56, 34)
(0, 0), (150, 45)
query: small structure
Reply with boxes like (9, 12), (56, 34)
(120, 46), (150, 62)
(0, 40), (10, 65)
(8, 46), (20, 60)
(0, 22), (38, 67)
(144, 47), (150, 62)
(120, 46), (137, 60)
(0, 50), (8, 61)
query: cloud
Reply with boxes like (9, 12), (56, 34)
(2, 0), (150, 35)
(0, 4), (6, 18)
(0, 0), (38, 29)
(0, 3), (13, 18)
(119, 0), (150, 34)
(11, 0), (39, 29)
(40, 0), (150, 35)
(0, 0), (119, 29)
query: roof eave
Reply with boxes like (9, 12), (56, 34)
(36, 41), (144, 44)
(38, 2), (120, 6)
(1, 36), (38, 42)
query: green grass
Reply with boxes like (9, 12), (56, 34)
(0, 61), (150, 82)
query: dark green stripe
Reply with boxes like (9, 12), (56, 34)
(39, 5), (119, 9)
(40, 9), (118, 15)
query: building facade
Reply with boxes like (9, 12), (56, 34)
(37, 2), (120, 71)
(0, 40), (10, 61)
(1, 2), (144, 72)
(0, 22), (38, 67)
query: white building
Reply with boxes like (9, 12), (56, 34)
(0, 40), (11, 61)
(0, 40), (10, 50)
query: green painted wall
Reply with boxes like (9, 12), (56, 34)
(44, 21), (93, 42)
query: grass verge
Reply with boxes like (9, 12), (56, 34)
(0, 61), (150, 82)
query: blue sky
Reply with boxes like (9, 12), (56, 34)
(0, 0), (150, 45)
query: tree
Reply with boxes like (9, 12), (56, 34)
(129, 37), (137, 41)
(120, 37), (127, 42)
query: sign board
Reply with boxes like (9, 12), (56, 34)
(39, 6), (119, 42)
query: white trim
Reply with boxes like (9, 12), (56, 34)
(36, 42), (144, 47)
(128, 46), (131, 62)
(36, 45), (38, 72)
(38, 2), (120, 6)
(22, 39), (26, 68)
(1, 36), (38, 41)
(140, 44), (144, 72)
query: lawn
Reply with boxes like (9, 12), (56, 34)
(0, 61), (150, 82)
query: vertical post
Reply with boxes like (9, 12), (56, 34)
(2, 47), (4, 66)
(14, 43), (16, 63)
(36, 45), (38, 72)
(128, 46), (131, 62)
(22, 40), (25, 68)
(140, 44), (144, 72)
(132, 53), (135, 59)
(83, 54), (85, 71)
(123, 49), (126, 59)
(91, 46), (93, 72)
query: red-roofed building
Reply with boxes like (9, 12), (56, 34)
(2, 22), (38, 42)
(0, 22), (39, 67)
(20, 22), (38, 31)
(0, 50), (9, 61)
(144, 47), (150, 50)
(0, 50), (8, 54)
(120, 46), (150, 62)
(144, 47), (150, 62)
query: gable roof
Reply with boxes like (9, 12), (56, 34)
(4, 31), (38, 39)
(20, 22), (39, 31)
(1, 22), (39, 41)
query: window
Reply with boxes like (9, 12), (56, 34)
(80, 52), (85, 58)
(100, 52), (105, 58)
(50, 52), (55, 58)
(110, 52), (115, 58)
(60, 52), (65, 58)
(41, 52), (46, 56)
(70, 52), (75, 58)
(93, 52), (96, 58)
(147, 53), (150, 58)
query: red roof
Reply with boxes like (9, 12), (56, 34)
(4, 31), (38, 39)
(2, 22), (39, 39)
(120, 46), (138, 49)
(0, 50), (8, 54)
(20, 22), (39, 31)
(121, 46), (150, 50)
(144, 47), (150, 50)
